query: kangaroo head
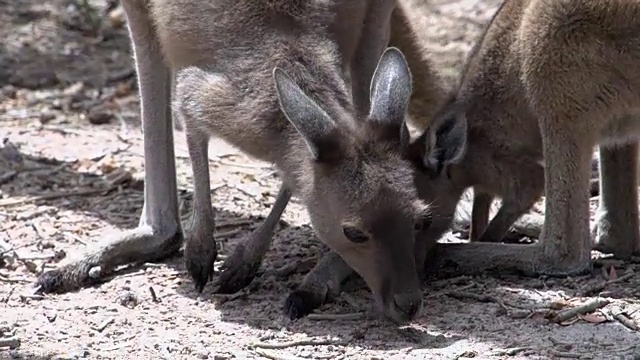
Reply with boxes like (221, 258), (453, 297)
(404, 96), (470, 258)
(274, 47), (430, 323)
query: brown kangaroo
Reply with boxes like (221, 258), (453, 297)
(34, 0), (439, 324)
(416, 0), (640, 275)
(291, 0), (640, 311)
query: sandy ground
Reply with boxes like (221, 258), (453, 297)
(1, 0), (639, 359)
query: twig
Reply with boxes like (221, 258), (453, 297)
(491, 347), (532, 356)
(19, 294), (45, 301)
(443, 290), (510, 313)
(580, 271), (635, 296)
(216, 219), (254, 228)
(91, 317), (115, 333)
(2, 286), (15, 302)
(0, 337), (20, 349)
(0, 276), (29, 284)
(425, 283), (476, 299)
(444, 290), (498, 303)
(0, 186), (116, 207)
(548, 337), (574, 348)
(549, 297), (610, 323)
(609, 305), (639, 331)
(100, 335), (136, 352)
(252, 338), (348, 350)
(0, 170), (17, 185)
(548, 349), (582, 358)
(30, 222), (45, 239)
(218, 160), (272, 170)
(306, 312), (366, 321)
(509, 308), (550, 320)
(15, 253), (55, 261)
(254, 349), (305, 360)
(149, 286), (160, 303)
(429, 275), (473, 287)
(212, 288), (249, 304)
(215, 228), (244, 239)
(62, 231), (88, 245)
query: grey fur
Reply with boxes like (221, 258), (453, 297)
(413, 0), (640, 276)
(36, 0), (438, 324)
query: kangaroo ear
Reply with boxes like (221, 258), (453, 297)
(273, 67), (339, 161)
(368, 47), (412, 148)
(422, 110), (468, 176)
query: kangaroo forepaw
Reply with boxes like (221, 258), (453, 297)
(284, 289), (326, 320)
(215, 243), (262, 294)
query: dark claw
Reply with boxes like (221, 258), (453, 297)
(185, 249), (216, 293)
(215, 261), (260, 294)
(284, 289), (325, 320)
(213, 243), (263, 294)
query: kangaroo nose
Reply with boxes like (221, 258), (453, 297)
(393, 291), (423, 318)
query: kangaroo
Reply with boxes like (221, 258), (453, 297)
(34, 0), (436, 324)
(416, 0), (640, 275)
(283, 0), (540, 318)
(290, 0), (640, 312)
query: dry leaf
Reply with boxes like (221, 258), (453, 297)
(75, 158), (97, 173)
(579, 312), (609, 324)
(608, 266), (618, 280)
(23, 260), (38, 274)
(549, 300), (568, 310)
(96, 155), (118, 174)
(601, 265), (609, 280)
(115, 82), (132, 97)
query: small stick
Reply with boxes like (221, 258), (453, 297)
(430, 275), (473, 288)
(0, 276), (28, 284)
(0, 170), (17, 185)
(306, 312), (366, 321)
(216, 219), (254, 228)
(62, 231), (88, 246)
(99, 335), (136, 352)
(19, 294), (45, 301)
(580, 272), (635, 296)
(212, 288), (249, 304)
(215, 229), (243, 239)
(445, 291), (497, 303)
(609, 305), (639, 331)
(254, 349), (305, 360)
(491, 347), (532, 356)
(0, 186), (116, 207)
(252, 338), (348, 350)
(425, 283), (476, 299)
(2, 286), (15, 302)
(218, 160), (272, 170)
(92, 317), (115, 333)
(549, 297), (610, 323)
(15, 253), (55, 261)
(149, 286), (160, 302)
(548, 337), (574, 348)
(548, 349), (582, 358)
(0, 337), (20, 349)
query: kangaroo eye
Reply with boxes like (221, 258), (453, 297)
(415, 215), (432, 232)
(342, 226), (370, 243)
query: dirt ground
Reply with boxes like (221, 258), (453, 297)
(1, 0), (640, 359)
